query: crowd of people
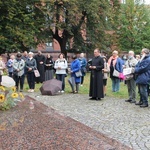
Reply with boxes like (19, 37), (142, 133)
(0, 51), (88, 94)
(89, 48), (150, 108)
(0, 47), (149, 108)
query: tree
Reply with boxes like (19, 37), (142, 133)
(0, 0), (121, 55)
(117, 0), (150, 53)
(0, 0), (48, 54)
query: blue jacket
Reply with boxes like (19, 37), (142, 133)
(115, 57), (123, 73)
(70, 59), (81, 83)
(7, 59), (14, 73)
(135, 55), (150, 85)
(79, 57), (87, 76)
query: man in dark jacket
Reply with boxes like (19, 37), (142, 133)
(134, 48), (150, 108)
(89, 48), (104, 100)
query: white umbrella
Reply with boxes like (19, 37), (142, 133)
(1, 76), (15, 87)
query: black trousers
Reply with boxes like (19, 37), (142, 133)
(27, 72), (35, 89)
(0, 75), (2, 83)
(13, 74), (25, 90)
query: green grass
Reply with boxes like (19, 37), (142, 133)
(23, 73), (132, 99)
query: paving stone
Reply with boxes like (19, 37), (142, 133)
(29, 92), (150, 150)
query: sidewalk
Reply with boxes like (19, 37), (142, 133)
(29, 92), (150, 150)
(0, 95), (131, 150)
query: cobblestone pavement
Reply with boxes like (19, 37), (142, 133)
(29, 92), (150, 150)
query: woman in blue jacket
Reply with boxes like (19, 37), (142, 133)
(108, 50), (123, 92)
(69, 54), (81, 93)
(78, 53), (87, 86)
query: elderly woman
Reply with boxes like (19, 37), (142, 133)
(108, 50), (123, 92)
(0, 56), (5, 85)
(26, 52), (37, 93)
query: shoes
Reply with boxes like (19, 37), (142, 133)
(140, 104), (148, 108)
(73, 91), (78, 94)
(130, 100), (136, 103)
(89, 97), (101, 100)
(125, 99), (132, 102)
(96, 98), (101, 101)
(135, 102), (143, 105)
(30, 89), (34, 93)
(89, 97), (96, 100)
(80, 84), (83, 87)
(61, 90), (64, 93)
(20, 89), (23, 92)
(28, 89), (31, 92)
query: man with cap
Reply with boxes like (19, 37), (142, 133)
(13, 53), (25, 92)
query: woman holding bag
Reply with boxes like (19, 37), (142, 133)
(108, 50), (123, 92)
(26, 52), (37, 93)
(68, 54), (81, 94)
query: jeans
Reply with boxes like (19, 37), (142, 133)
(13, 74), (25, 90)
(139, 84), (148, 105)
(111, 78), (120, 92)
(27, 72), (35, 89)
(56, 74), (66, 90)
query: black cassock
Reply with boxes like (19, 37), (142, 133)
(34, 54), (46, 83)
(89, 56), (104, 99)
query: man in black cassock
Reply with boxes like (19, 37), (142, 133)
(34, 51), (46, 83)
(89, 48), (104, 100)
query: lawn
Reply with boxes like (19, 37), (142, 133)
(23, 72), (133, 99)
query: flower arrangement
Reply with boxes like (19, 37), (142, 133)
(0, 86), (24, 110)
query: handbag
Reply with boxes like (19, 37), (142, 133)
(0, 70), (3, 75)
(34, 69), (40, 77)
(125, 74), (134, 80)
(113, 69), (120, 77)
(75, 70), (82, 77)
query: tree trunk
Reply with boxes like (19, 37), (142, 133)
(53, 29), (68, 58)
(57, 37), (67, 58)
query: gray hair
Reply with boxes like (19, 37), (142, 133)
(142, 48), (149, 54)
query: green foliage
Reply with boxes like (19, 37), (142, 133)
(0, 0), (48, 54)
(117, 0), (150, 53)
(0, 0), (121, 55)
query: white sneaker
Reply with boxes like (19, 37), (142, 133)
(28, 89), (31, 92)
(80, 84), (83, 87)
(61, 90), (64, 93)
(30, 89), (34, 93)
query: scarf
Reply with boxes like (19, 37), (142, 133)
(108, 56), (118, 67)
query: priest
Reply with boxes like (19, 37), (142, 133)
(34, 51), (46, 83)
(89, 48), (104, 100)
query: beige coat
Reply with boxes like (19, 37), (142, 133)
(0, 60), (5, 75)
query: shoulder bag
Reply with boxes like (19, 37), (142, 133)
(75, 70), (82, 77)
(113, 69), (120, 77)
(34, 68), (40, 77)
